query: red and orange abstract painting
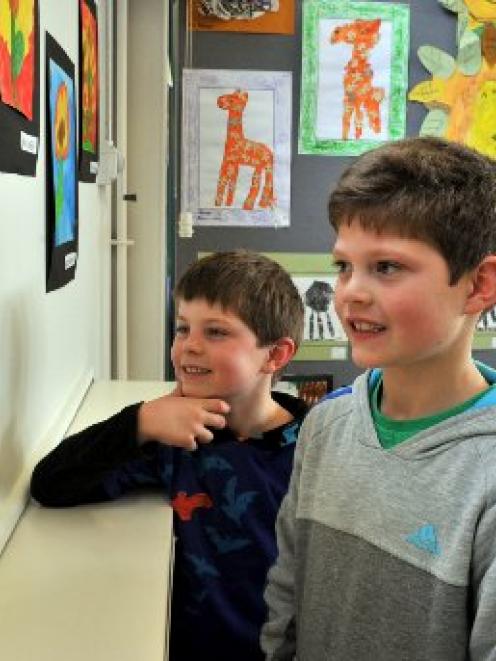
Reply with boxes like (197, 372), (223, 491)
(0, 0), (35, 120)
(80, 0), (97, 155)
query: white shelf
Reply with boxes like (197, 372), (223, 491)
(0, 380), (175, 661)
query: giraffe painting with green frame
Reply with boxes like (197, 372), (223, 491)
(299, 0), (409, 156)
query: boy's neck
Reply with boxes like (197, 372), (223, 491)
(380, 358), (488, 420)
(226, 388), (293, 441)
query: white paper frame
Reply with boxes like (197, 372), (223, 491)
(182, 69), (292, 227)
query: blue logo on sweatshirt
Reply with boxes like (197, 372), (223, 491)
(406, 524), (441, 556)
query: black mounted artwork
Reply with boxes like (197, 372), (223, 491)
(78, 0), (99, 182)
(0, 0), (40, 176)
(45, 32), (78, 292)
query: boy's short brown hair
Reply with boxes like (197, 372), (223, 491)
(328, 136), (496, 284)
(175, 250), (304, 348)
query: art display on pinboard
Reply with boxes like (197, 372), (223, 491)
(189, 0), (295, 34)
(474, 305), (496, 350)
(299, 0), (409, 156)
(182, 68), (292, 228)
(0, 0), (40, 175)
(409, 0), (496, 160)
(264, 253), (348, 362)
(45, 32), (78, 292)
(78, 0), (99, 182)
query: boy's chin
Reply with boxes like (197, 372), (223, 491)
(181, 383), (223, 399)
(350, 351), (383, 370)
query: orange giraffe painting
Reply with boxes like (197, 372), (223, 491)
(215, 89), (275, 210)
(330, 18), (385, 140)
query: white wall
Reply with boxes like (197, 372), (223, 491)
(0, 0), (111, 553)
(127, 0), (168, 381)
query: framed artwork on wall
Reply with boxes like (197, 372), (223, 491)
(474, 305), (496, 350)
(188, 0), (295, 34)
(78, 0), (99, 182)
(263, 253), (348, 362)
(45, 32), (78, 292)
(0, 0), (40, 175)
(182, 68), (292, 227)
(409, 0), (496, 160)
(299, 0), (409, 156)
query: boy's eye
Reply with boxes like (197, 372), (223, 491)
(175, 324), (189, 336)
(333, 260), (351, 275)
(375, 261), (402, 275)
(206, 327), (229, 338)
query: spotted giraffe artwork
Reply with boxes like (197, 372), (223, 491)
(330, 18), (385, 140)
(215, 89), (275, 210)
(299, 1), (409, 156)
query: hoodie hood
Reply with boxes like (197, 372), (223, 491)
(345, 363), (496, 459)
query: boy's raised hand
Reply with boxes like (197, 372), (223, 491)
(137, 384), (230, 451)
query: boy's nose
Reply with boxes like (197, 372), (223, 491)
(183, 332), (204, 353)
(336, 274), (373, 306)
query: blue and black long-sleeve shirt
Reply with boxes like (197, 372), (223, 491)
(30, 391), (307, 661)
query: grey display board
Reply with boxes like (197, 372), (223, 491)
(169, 0), (494, 386)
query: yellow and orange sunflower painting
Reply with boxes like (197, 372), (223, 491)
(0, 0), (35, 120)
(409, 0), (496, 159)
(49, 59), (76, 246)
(80, 0), (98, 155)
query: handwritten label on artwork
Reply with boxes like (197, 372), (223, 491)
(20, 132), (38, 155)
(330, 346), (347, 360)
(65, 252), (77, 270)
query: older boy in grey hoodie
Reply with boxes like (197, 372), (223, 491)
(262, 137), (496, 661)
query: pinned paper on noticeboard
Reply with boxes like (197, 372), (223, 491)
(409, 0), (496, 159)
(188, 0), (295, 34)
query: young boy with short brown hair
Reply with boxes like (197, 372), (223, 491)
(262, 137), (496, 660)
(31, 250), (307, 661)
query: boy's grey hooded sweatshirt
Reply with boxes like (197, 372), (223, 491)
(262, 364), (496, 661)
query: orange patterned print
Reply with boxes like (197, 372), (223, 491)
(215, 89), (275, 211)
(330, 18), (384, 140)
(172, 491), (213, 521)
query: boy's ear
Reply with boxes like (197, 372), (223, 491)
(464, 255), (496, 315)
(263, 338), (297, 374)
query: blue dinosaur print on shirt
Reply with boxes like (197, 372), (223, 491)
(221, 476), (257, 525)
(158, 463), (173, 489)
(281, 422), (299, 446)
(198, 454), (234, 476)
(186, 553), (220, 579)
(205, 526), (251, 554)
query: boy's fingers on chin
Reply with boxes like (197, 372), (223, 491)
(208, 413), (227, 429)
(206, 399), (230, 414)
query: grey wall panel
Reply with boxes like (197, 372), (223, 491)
(171, 0), (492, 385)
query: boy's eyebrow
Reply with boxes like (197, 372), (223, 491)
(176, 314), (233, 324)
(333, 246), (416, 260)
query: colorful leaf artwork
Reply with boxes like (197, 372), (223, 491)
(80, 0), (97, 154)
(0, 0), (35, 120)
(409, 0), (496, 158)
(49, 59), (76, 247)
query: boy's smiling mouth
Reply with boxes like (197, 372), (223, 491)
(182, 366), (212, 375)
(349, 319), (386, 333)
